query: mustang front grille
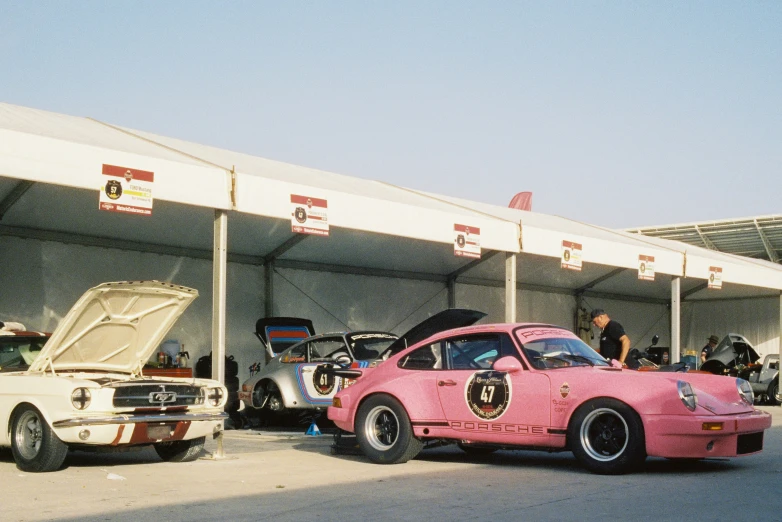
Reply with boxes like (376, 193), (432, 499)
(112, 384), (203, 407)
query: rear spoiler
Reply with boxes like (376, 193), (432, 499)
(254, 317), (315, 362)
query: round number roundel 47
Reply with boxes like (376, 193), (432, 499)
(465, 371), (511, 420)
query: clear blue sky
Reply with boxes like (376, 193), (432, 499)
(1, 1), (779, 228)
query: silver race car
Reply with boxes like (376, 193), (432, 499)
(239, 310), (486, 419)
(239, 330), (398, 416)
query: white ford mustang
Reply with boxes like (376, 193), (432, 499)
(0, 281), (227, 472)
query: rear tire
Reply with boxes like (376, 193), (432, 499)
(355, 395), (422, 464)
(154, 436), (205, 462)
(11, 404), (68, 473)
(568, 398), (646, 475)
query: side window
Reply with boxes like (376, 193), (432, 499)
(445, 334), (503, 370)
(309, 340), (348, 361)
(399, 343), (442, 370)
(281, 343), (307, 363)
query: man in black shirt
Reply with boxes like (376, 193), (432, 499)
(591, 309), (631, 367)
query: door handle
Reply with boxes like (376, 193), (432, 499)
(438, 380), (457, 387)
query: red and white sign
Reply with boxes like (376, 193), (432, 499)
(708, 266), (723, 289)
(291, 195), (329, 236)
(99, 164), (154, 216)
(561, 240), (582, 271)
(454, 224), (481, 259)
(638, 255), (655, 281)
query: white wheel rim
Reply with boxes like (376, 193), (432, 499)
(15, 410), (43, 460)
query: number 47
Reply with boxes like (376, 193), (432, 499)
(481, 385), (495, 402)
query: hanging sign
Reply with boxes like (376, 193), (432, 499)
(561, 240), (582, 271)
(291, 195), (329, 236)
(454, 224), (481, 259)
(99, 164), (154, 216)
(708, 266), (723, 289)
(638, 255), (655, 281)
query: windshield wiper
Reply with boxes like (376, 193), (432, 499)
(559, 354), (596, 366)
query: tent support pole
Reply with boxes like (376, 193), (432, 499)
(670, 276), (681, 364)
(505, 253), (517, 323)
(212, 210), (227, 385)
(779, 292), (782, 355)
(265, 260), (274, 317)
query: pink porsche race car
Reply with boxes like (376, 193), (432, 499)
(327, 318), (771, 474)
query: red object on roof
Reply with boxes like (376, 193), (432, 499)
(508, 192), (532, 211)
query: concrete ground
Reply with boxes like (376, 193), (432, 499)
(2, 406), (781, 522)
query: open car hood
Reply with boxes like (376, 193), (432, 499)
(29, 281), (197, 374)
(381, 309), (487, 358)
(707, 333), (761, 366)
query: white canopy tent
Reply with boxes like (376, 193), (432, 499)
(1, 102), (780, 385)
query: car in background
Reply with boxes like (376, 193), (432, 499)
(0, 322), (50, 372)
(700, 333), (779, 403)
(0, 281), (228, 472)
(239, 309), (486, 419)
(239, 330), (400, 417)
(327, 322), (771, 475)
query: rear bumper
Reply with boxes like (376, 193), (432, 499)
(328, 406), (353, 432)
(645, 409), (771, 458)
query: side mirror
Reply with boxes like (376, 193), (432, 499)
(333, 354), (352, 367)
(651, 335), (659, 347)
(492, 356), (522, 373)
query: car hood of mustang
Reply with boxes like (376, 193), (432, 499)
(28, 281), (197, 375)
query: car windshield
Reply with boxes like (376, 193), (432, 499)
(518, 336), (609, 369)
(347, 332), (398, 360)
(0, 337), (47, 371)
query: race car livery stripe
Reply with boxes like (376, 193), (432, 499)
(267, 326), (311, 342)
(411, 421), (450, 427)
(548, 428), (567, 435)
(294, 364), (338, 404)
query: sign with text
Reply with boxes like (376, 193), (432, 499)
(708, 266), (723, 289)
(638, 255), (655, 281)
(454, 224), (481, 259)
(291, 195), (329, 236)
(561, 240), (582, 271)
(99, 164), (154, 216)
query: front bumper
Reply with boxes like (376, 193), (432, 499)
(644, 409), (771, 458)
(51, 412), (227, 446)
(328, 405), (352, 432)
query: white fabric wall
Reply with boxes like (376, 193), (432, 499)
(0, 236), (264, 383)
(456, 284), (575, 327)
(272, 267), (449, 337)
(683, 298), (781, 357)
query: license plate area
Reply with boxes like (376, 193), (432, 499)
(147, 423), (176, 440)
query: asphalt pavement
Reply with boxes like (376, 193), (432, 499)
(2, 406), (781, 522)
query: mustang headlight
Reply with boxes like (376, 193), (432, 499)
(71, 388), (92, 410)
(677, 381), (698, 411)
(207, 387), (225, 407)
(736, 378), (754, 405)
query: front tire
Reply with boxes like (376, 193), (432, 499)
(11, 404), (68, 472)
(154, 436), (205, 462)
(768, 380), (780, 406)
(355, 395), (422, 464)
(568, 398), (646, 475)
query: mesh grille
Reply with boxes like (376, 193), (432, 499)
(112, 383), (202, 407)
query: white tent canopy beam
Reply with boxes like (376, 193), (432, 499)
(755, 218), (779, 263)
(0, 223), (263, 265)
(0, 180), (34, 220)
(575, 267), (628, 295)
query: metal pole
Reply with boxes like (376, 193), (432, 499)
(212, 209), (227, 384)
(505, 253), (517, 323)
(265, 259), (274, 317)
(671, 276), (681, 364)
(211, 209), (228, 460)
